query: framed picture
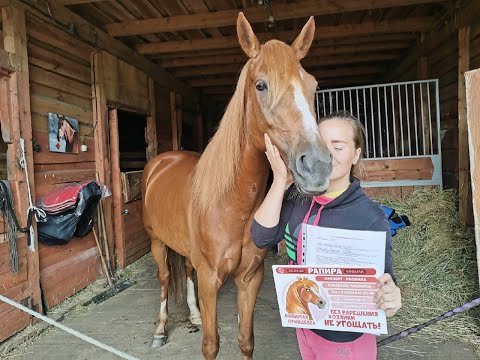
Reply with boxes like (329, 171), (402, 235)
(48, 112), (79, 154)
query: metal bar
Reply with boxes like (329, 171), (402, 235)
(316, 92), (320, 121)
(349, 90), (353, 115)
(420, 83), (426, 154)
(398, 84), (404, 156)
(370, 88), (376, 157)
(336, 91), (339, 112)
(384, 86), (390, 157)
(342, 91), (346, 112)
(405, 84), (411, 156)
(435, 79), (443, 160)
(329, 91), (333, 114)
(322, 92), (326, 117)
(315, 79), (440, 93)
(427, 82), (433, 155)
(377, 86), (383, 157)
(391, 85), (397, 157)
(363, 89), (369, 157)
(412, 83), (419, 155)
(356, 89), (360, 126)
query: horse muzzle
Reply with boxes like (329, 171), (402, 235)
(316, 300), (327, 310)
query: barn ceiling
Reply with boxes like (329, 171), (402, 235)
(58, 0), (458, 104)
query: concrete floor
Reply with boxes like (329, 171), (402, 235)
(3, 253), (479, 360)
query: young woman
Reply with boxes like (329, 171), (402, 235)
(251, 111), (402, 360)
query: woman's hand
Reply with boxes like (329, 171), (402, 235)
(264, 133), (290, 187)
(374, 273), (402, 317)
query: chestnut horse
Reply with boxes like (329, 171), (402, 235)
(57, 115), (78, 153)
(142, 13), (332, 359)
(286, 277), (327, 321)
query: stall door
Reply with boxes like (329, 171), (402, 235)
(109, 109), (150, 268)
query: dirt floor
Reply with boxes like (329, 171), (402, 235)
(2, 253), (479, 360)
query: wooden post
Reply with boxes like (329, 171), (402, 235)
(170, 91), (179, 150)
(458, 26), (471, 225)
(92, 52), (116, 269)
(2, 5), (42, 313)
(108, 109), (125, 269)
(465, 68), (480, 286)
(146, 78), (158, 161)
(417, 56), (430, 155)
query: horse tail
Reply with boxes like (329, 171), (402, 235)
(167, 247), (186, 302)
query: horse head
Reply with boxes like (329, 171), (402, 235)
(295, 277), (327, 311)
(237, 13), (332, 196)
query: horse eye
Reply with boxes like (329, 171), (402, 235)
(255, 80), (267, 91)
(305, 288), (310, 292)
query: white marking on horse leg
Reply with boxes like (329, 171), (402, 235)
(187, 277), (202, 325)
(293, 81), (318, 140)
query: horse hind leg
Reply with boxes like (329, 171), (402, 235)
(151, 238), (170, 348)
(185, 257), (202, 326)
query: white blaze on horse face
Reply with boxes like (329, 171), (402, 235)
(293, 81), (318, 141)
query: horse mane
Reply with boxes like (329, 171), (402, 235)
(191, 61), (249, 214)
(191, 40), (297, 214)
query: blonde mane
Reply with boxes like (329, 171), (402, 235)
(191, 40), (298, 214)
(191, 61), (249, 213)
(286, 277), (320, 319)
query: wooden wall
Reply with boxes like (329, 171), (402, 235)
(26, 13), (101, 309)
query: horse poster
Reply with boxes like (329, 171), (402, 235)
(48, 112), (80, 154)
(272, 266), (388, 334)
(272, 225), (388, 334)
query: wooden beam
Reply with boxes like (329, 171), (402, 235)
(465, 68), (480, 286)
(188, 66), (384, 87)
(8, 0), (196, 97)
(0, 48), (18, 72)
(174, 58), (388, 78)
(146, 78), (158, 161)
(51, 0), (108, 5)
(458, 26), (470, 225)
(161, 52), (398, 68)
(106, 0), (443, 37)
(136, 18), (432, 54)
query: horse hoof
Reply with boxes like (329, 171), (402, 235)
(151, 335), (167, 348)
(189, 316), (202, 326)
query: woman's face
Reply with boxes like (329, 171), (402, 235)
(318, 119), (361, 185)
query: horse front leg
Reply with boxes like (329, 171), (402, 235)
(234, 261), (265, 360)
(185, 257), (202, 325)
(197, 266), (223, 360)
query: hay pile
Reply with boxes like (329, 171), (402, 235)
(375, 187), (480, 349)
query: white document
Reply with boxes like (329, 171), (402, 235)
(271, 225), (388, 334)
(302, 224), (386, 275)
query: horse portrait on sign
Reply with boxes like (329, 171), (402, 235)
(48, 112), (79, 154)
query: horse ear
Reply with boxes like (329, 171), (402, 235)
(237, 12), (260, 59)
(291, 16), (315, 60)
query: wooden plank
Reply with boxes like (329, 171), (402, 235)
(135, 20), (432, 54)
(14, 0), (196, 97)
(39, 233), (96, 270)
(52, 0), (108, 5)
(0, 307), (30, 342)
(465, 68), (480, 286)
(170, 92), (179, 151)
(109, 109), (125, 269)
(106, 1), (439, 36)
(29, 65), (91, 99)
(100, 52), (149, 113)
(30, 93), (93, 125)
(458, 26), (471, 225)
(160, 52), (397, 68)
(33, 131), (94, 164)
(120, 171), (143, 203)
(360, 168), (433, 181)
(92, 52), (115, 272)
(146, 78), (158, 161)
(2, 5), (42, 320)
(27, 42), (91, 84)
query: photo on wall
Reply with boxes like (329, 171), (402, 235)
(48, 112), (79, 154)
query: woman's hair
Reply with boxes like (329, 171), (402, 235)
(318, 111), (366, 176)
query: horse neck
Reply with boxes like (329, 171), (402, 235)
(231, 135), (270, 207)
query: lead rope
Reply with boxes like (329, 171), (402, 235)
(18, 138), (46, 251)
